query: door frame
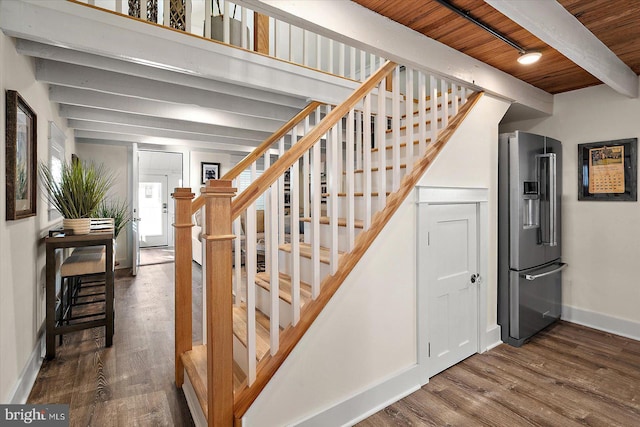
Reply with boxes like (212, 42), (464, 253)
(416, 186), (489, 384)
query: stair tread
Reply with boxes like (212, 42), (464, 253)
(350, 164), (407, 174)
(371, 138), (431, 153)
(301, 216), (364, 229)
(233, 303), (272, 362)
(255, 271), (312, 305)
(386, 117), (443, 134)
(181, 344), (248, 420)
(279, 241), (340, 264)
(322, 191), (391, 198)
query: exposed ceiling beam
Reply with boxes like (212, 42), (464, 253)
(484, 0), (638, 98)
(16, 39), (307, 109)
(37, 60), (299, 120)
(74, 130), (261, 154)
(240, 0), (553, 114)
(58, 104), (272, 141)
(51, 86), (281, 134)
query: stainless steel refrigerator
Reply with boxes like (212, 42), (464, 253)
(498, 131), (567, 347)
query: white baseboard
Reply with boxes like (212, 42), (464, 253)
(182, 370), (206, 427)
(6, 334), (44, 404)
(293, 365), (421, 427)
(483, 324), (502, 352)
(562, 305), (640, 341)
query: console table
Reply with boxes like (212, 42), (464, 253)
(45, 232), (114, 359)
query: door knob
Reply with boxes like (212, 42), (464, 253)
(471, 273), (479, 284)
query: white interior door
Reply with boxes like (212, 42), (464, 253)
(139, 174), (169, 247)
(132, 143), (140, 276)
(425, 203), (479, 377)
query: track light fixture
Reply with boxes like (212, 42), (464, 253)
(434, 0), (542, 65)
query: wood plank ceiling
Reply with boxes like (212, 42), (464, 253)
(352, 0), (640, 94)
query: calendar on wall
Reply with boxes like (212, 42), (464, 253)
(578, 138), (637, 201)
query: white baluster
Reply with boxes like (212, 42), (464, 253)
(311, 107), (322, 298)
(392, 66), (401, 191)
(204, 0), (212, 38)
(360, 50), (366, 82)
(316, 34), (322, 71)
(303, 30), (309, 66)
(350, 46), (356, 80)
(418, 72), (427, 156)
(246, 202), (257, 385)
(163, 0), (169, 26)
(140, 0), (147, 21)
(356, 110), (363, 171)
(405, 67), (414, 173)
(452, 83), (460, 116)
(328, 39), (334, 75)
(115, 0), (122, 14)
(430, 75), (438, 145)
(441, 79), (449, 128)
(201, 206), (208, 344)
(291, 155), (301, 325)
(185, 0), (192, 31)
(223, 1), (230, 44)
(369, 53), (376, 77)
(288, 23), (293, 62)
(241, 6), (248, 49)
(303, 116), (311, 219)
(377, 79), (387, 210)
(363, 93), (372, 230)
(234, 214), (242, 306)
(278, 137), (285, 245)
(346, 109), (355, 251)
(268, 180), (279, 354)
(339, 42), (345, 77)
(329, 122), (339, 274)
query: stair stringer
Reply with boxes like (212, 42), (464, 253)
(239, 92), (508, 427)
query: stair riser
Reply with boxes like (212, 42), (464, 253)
(256, 285), (293, 329)
(302, 222), (363, 252)
(278, 249), (331, 284)
(233, 335), (250, 377)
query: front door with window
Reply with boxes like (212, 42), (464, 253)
(139, 174), (168, 247)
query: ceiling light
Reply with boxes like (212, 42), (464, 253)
(517, 51), (542, 65)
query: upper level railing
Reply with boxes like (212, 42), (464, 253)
(73, 0), (385, 82)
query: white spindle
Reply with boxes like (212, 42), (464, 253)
(356, 111), (363, 171)
(418, 72), (427, 156)
(441, 79), (449, 128)
(246, 201), (257, 385)
(303, 116), (311, 218)
(273, 18), (278, 58)
(278, 137), (286, 244)
(311, 108), (322, 298)
(115, 0), (122, 14)
(350, 47), (356, 80)
(376, 79), (387, 210)
(303, 30), (309, 66)
(140, 0), (147, 21)
(452, 83), (459, 116)
(201, 205), (208, 344)
(363, 94), (372, 230)
(329, 119), (339, 274)
(234, 214), (242, 305)
(369, 53), (375, 78)
(204, 0), (212, 38)
(268, 180), (279, 354)
(241, 6), (248, 49)
(328, 39), (334, 75)
(163, 0), (169, 26)
(339, 43), (345, 77)
(290, 156), (301, 325)
(405, 67), (414, 173)
(346, 109), (355, 251)
(392, 66), (401, 191)
(185, 0), (192, 30)
(360, 50), (366, 82)
(288, 24), (293, 62)
(316, 34), (322, 71)
(430, 75), (438, 145)
(223, 1), (230, 44)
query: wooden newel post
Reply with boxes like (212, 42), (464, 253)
(173, 187), (195, 387)
(202, 179), (236, 427)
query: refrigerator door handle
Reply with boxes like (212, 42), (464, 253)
(537, 153), (557, 247)
(522, 263), (567, 281)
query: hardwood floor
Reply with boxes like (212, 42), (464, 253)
(359, 321), (640, 427)
(28, 262), (202, 426)
(28, 263), (640, 427)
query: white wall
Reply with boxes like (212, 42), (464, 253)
(244, 94), (510, 426)
(500, 81), (640, 338)
(0, 34), (75, 403)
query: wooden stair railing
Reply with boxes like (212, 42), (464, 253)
(174, 59), (482, 426)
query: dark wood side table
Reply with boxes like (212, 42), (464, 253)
(45, 232), (114, 359)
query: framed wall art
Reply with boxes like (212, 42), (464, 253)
(578, 138), (637, 201)
(201, 162), (221, 184)
(6, 90), (37, 220)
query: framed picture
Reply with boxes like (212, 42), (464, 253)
(6, 90), (37, 220)
(201, 162), (221, 184)
(578, 138), (637, 201)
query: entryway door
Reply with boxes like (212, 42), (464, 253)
(422, 203), (479, 378)
(139, 174), (169, 247)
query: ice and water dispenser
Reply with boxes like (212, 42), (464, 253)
(522, 181), (539, 229)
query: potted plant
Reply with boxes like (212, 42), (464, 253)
(96, 198), (131, 240)
(40, 160), (114, 234)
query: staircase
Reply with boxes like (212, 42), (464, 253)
(173, 61), (483, 426)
